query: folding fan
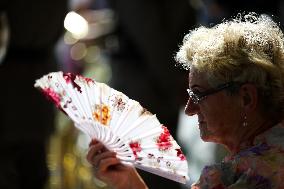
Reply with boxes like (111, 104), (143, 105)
(34, 71), (189, 184)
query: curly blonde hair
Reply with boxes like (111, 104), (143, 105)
(176, 12), (284, 119)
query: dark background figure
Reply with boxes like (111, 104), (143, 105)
(106, 0), (196, 140)
(196, 0), (283, 26)
(0, 1), (68, 189)
(217, 0), (281, 18)
(102, 1), (196, 188)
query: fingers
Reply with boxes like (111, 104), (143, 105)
(94, 157), (123, 184)
(97, 156), (121, 173)
(87, 141), (120, 174)
(86, 142), (105, 163)
(89, 139), (98, 147)
(91, 151), (117, 169)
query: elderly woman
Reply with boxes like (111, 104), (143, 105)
(87, 13), (284, 188)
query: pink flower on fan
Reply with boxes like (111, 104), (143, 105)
(42, 88), (61, 108)
(156, 125), (173, 151)
(111, 96), (126, 111)
(78, 75), (95, 84)
(63, 73), (82, 93)
(129, 141), (142, 159)
(176, 149), (186, 161)
(147, 153), (155, 159)
(157, 156), (163, 163)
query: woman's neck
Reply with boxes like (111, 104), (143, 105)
(224, 118), (275, 155)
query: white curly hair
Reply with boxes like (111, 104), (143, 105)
(176, 12), (284, 119)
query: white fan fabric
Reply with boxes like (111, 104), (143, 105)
(34, 71), (189, 184)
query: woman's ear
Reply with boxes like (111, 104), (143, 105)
(239, 84), (258, 112)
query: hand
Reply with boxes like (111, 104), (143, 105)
(86, 140), (148, 189)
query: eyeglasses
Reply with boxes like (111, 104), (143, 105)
(187, 82), (240, 104)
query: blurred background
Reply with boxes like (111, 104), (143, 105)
(0, 0), (284, 189)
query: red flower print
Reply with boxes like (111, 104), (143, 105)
(156, 125), (173, 151)
(176, 149), (186, 161)
(129, 141), (142, 159)
(112, 96), (126, 111)
(147, 153), (155, 159)
(78, 75), (94, 84)
(63, 73), (82, 93)
(42, 88), (61, 108)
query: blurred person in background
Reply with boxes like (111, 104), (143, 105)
(68, 2), (196, 187)
(0, 1), (67, 189)
(99, 1), (196, 188)
(194, 0), (283, 25)
(87, 12), (284, 189)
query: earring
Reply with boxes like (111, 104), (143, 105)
(243, 114), (248, 127)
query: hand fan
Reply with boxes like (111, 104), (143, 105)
(34, 71), (189, 184)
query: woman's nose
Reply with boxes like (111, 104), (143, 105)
(184, 98), (199, 116)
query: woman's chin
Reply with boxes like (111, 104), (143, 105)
(200, 132), (214, 142)
(200, 133), (210, 141)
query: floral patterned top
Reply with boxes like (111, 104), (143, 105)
(191, 122), (284, 189)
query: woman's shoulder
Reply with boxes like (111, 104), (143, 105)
(192, 142), (284, 189)
(192, 123), (284, 189)
(253, 122), (284, 151)
(229, 140), (284, 188)
(193, 152), (284, 188)
(231, 122), (284, 174)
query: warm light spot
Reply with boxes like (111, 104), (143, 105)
(70, 42), (87, 61)
(64, 11), (88, 39)
(78, 167), (92, 181)
(84, 46), (100, 64)
(64, 32), (78, 45)
(63, 153), (76, 171)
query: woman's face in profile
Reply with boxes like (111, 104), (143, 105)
(185, 68), (242, 145)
